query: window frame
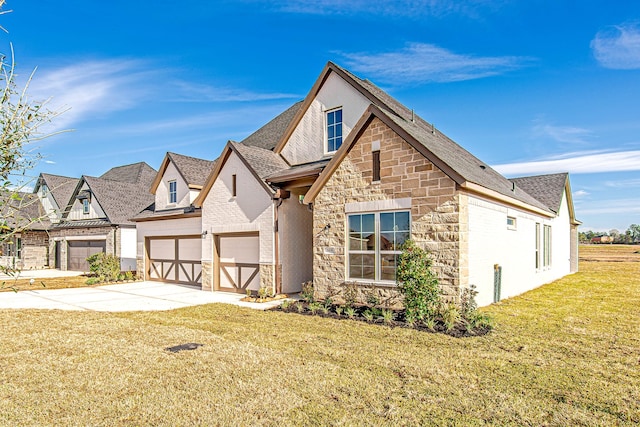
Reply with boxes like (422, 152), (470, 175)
(347, 209), (411, 284)
(168, 180), (177, 204)
(535, 222), (540, 269)
(543, 224), (552, 267)
(82, 198), (90, 215)
(507, 216), (517, 230)
(325, 107), (343, 154)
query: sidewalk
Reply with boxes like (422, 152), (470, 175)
(0, 269), (84, 280)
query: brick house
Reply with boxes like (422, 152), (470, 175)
(48, 162), (156, 272)
(192, 62), (580, 306)
(132, 152), (214, 286)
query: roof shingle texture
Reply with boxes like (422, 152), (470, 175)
(38, 173), (78, 211)
(167, 152), (215, 187)
(241, 102), (302, 150)
(0, 192), (51, 231)
(509, 173), (568, 213)
(100, 162), (157, 185)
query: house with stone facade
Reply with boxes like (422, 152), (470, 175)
(192, 61), (579, 306)
(50, 162), (156, 272)
(0, 192), (51, 270)
(132, 152), (214, 286)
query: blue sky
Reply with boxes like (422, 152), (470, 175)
(3, 1), (640, 232)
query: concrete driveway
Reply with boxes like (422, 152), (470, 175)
(0, 281), (286, 312)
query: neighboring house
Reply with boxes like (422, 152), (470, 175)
(590, 235), (613, 244)
(0, 192), (51, 270)
(50, 162), (156, 272)
(132, 152), (214, 286)
(194, 61), (579, 306)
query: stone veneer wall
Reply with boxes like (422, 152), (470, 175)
(201, 261), (213, 291)
(48, 226), (116, 270)
(313, 117), (464, 305)
(21, 231), (49, 269)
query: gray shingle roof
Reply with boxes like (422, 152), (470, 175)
(100, 162), (157, 185)
(0, 192), (51, 231)
(327, 62), (552, 212)
(37, 173), (78, 211)
(82, 174), (155, 226)
(232, 142), (289, 181)
(242, 102), (302, 150)
(167, 152), (215, 187)
(509, 173), (568, 214)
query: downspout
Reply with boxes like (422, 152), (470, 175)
(273, 197), (284, 295)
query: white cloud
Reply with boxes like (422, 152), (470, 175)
(591, 23), (640, 69)
(26, 59), (297, 132)
(577, 198), (640, 215)
(169, 81), (298, 103)
(493, 150), (640, 175)
(43, 160), (56, 164)
(532, 121), (593, 145)
(260, 0), (497, 18)
(604, 178), (640, 188)
(340, 43), (533, 84)
(573, 190), (590, 198)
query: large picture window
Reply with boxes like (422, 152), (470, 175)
(348, 210), (410, 282)
(326, 108), (343, 153)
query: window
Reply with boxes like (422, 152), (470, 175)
(168, 180), (177, 204)
(507, 216), (516, 230)
(0, 236), (21, 258)
(372, 150), (380, 182)
(326, 108), (343, 153)
(232, 174), (237, 197)
(41, 184), (49, 194)
(535, 223), (540, 269)
(348, 210), (410, 282)
(543, 225), (552, 267)
(82, 198), (90, 214)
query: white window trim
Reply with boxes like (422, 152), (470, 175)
(346, 209), (411, 285)
(507, 216), (517, 230)
(324, 106), (343, 155)
(82, 198), (90, 215)
(168, 180), (177, 204)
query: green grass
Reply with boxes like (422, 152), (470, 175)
(1, 259), (638, 425)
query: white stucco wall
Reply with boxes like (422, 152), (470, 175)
(280, 72), (372, 165)
(67, 182), (106, 220)
(467, 191), (572, 307)
(201, 151), (274, 267)
(120, 227), (137, 271)
(155, 161), (190, 210)
(279, 189), (313, 293)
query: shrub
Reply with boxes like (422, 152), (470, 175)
(300, 281), (314, 303)
(440, 302), (460, 331)
(85, 277), (99, 286)
(362, 309), (374, 322)
(342, 282), (358, 307)
(381, 309), (395, 325)
(86, 253), (120, 282)
(124, 271), (135, 281)
(345, 306), (356, 319)
(396, 240), (442, 323)
(335, 306), (343, 316)
(280, 299), (292, 310)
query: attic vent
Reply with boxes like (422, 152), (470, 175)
(512, 182), (516, 192)
(411, 109), (415, 123)
(431, 123), (436, 134)
(479, 165), (486, 170)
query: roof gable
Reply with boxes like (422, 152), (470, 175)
(100, 162), (156, 185)
(36, 173), (78, 211)
(0, 191), (51, 231)
(193, 141), (288, 207)
(150, 152), (215, 194)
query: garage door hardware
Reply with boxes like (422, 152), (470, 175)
(165, 343), (204, 353)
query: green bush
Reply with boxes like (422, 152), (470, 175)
(86, 253), (120, 282)
(300, 281), (314, 303)
(396, 240), (442, 323)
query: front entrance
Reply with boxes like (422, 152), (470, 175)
(67, 240), (105, 271)
(216, 233), (260, 293)
(147, 236), (202, 286)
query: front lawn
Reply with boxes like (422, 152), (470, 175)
(0, 257), (638, 425)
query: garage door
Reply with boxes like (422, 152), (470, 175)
(67, 240), (105, 271)
(148, 236), (202, 286)
(218, 234), (260, 293)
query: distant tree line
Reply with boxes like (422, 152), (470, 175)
(579, 224), (640, 244)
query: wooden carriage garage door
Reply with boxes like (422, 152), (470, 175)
(147, 236), (202, 286)
(67, 240), (105, 271)
(217, 234), (260, 293)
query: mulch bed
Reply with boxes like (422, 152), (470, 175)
(273, 301), (492, 338)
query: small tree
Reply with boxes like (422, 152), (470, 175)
(0, 2), (61, 280)
(396, 240), (442, 323)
